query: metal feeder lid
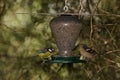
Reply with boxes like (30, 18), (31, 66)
(45, 56), (87, 63)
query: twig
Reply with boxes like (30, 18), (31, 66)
(17, 69), (29, 80)
(15, 12), (120, 17)
(97, 67), (105, 74)
(78, 0), (84, 18)
(103, 57), (116, 64)
(0, 23), (25, 33)
(102, 50), (120, 59)
(99, 8), (120, 18)
(104, 26), (117, 48)
(92, 0), (101, 13)
(0, 54), (32, 59)
(89, 14), (93, 46)
(106, 49), (120, 54)
(89, 0), (101, 46)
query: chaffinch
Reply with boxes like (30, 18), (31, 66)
(79, 44), (96, 59)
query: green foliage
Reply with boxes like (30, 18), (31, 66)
(0, 0), (120, 80)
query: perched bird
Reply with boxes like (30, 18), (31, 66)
(79, 44), (96, 59)
(32, 48), (54, 59)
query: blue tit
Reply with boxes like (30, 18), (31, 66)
(32, 48), (54, 59)
(79, 44), (96, 59)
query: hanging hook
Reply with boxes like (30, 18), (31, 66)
(63, 6), (69, 12)
(63, 0), (69, 12)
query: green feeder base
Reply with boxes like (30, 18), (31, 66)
(45, 56), (87, 63)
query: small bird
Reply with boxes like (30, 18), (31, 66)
(32, 48), (54, 59)
(79, 44), (96, 59)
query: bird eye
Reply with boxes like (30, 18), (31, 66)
(52, 49), (54, 51)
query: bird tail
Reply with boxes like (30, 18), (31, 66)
(31, 53), (39, 57)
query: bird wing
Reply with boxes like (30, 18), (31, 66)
(83, 45), (96, 55)
(80, 47), (93, 58)
(38, 49), (48, 53)
(32, 49), (47, 57)
(38, 52), (51, 58)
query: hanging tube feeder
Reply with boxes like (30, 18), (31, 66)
(46, 13), (86, 63)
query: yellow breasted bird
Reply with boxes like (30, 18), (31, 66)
(32, 48), (54, 59)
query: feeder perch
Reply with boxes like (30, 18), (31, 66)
(46, 14), (86, 63)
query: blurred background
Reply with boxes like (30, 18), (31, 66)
(0, 0), (120, 80)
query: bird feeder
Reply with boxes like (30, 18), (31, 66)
(45, 0), (86, 63)
(50, 14), (80, 57)
(45, 13), (86, 63)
